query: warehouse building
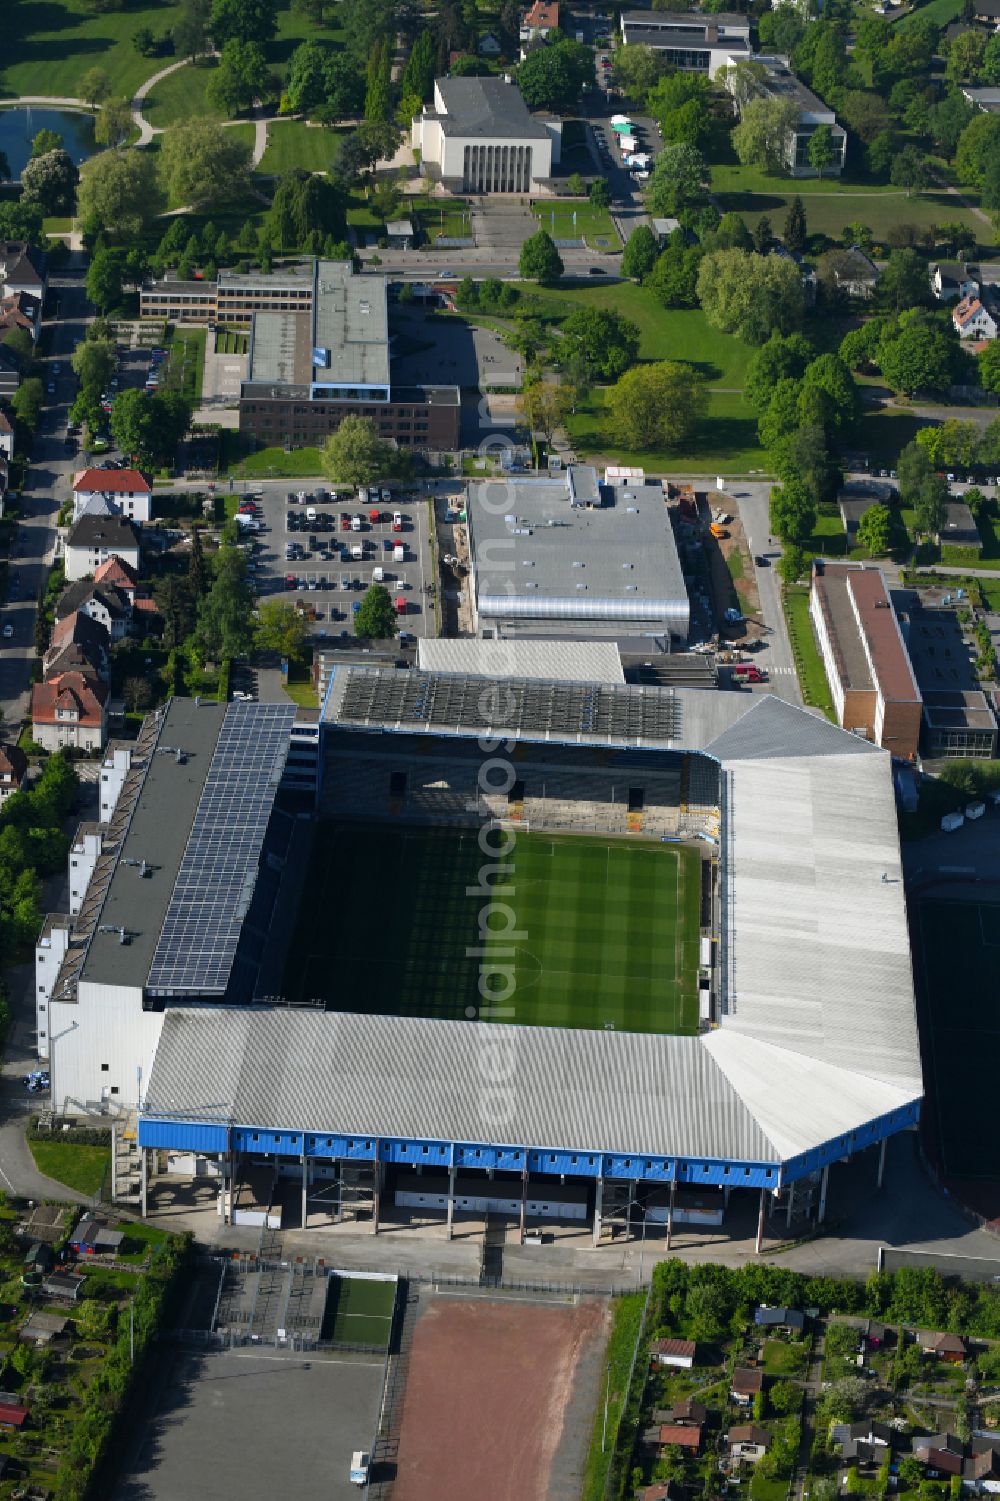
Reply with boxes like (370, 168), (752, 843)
(466, 466), (690, 647)
(411, 77), (559, 193)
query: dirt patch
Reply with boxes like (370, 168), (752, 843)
(392, 1292), (608, 1501)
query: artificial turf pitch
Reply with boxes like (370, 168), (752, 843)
(283, 822), (701, 1034)
(322, 1275), (396, 1348)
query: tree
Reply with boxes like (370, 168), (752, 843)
(195, 545), (255, 661)
(857, 503), (894, 555)
(752, 216), (772, 254)
(777, 543), (808, 586)
(606, 361), (707, 449)
(773, 424), (841, 503)
(947, 28), (987, 83)
(174, 0), (211, 61)
(19, 150), (78, 215)
(322, 415), (392, 486)
(839, 90), (892, 146)
(807, 125), (837, 180)
(879, 247), (931, 310)
(645, 236), (703, 309)
(354, 583), (399, 639)
(744, 332), (814, 414)
(612, 44), (667, 104)
(770, 478), (817, 547)
(709, 212), (753, 253)
(31, 128), (63, 159)
(208, 40), (272, 116)
(697, 250), (806, 345)
(518, 381), (574, 442)
(517, 39), (593, 113)
(562, 307), (641, 381)
(85, 245), (124, 313)
(732, 97), (798, 175)
(0, 200), (42, 242)
(621, 224), (659, 281)
(646, 143), (705, 215)
(11, 378), (43, 432)
(890, 144), (930, 197)
(519, 229), (563, 286)
(264, 169), (347, 250)
(286, 40), (331, 114)
(589, 178), (611, 210)
(254, 599), (309, 659)
(769, 1381), (802, 1416)
(210, 0), (278, 47)
(402, 28), (436, 103)
(71, 337), (116, 396)
(978, 339), (1000, 393)
(956, 112), (1000, 187)
(94, 97), (133, 149)
(800, 353), (861, 434)
(109, 388), (191, 468)
(77, 149), (163, 239)
(878, 310), (962, 396)
(898, 440), (933, 507)
(158, 121), (252, 209)
(79, 67), (112, 107)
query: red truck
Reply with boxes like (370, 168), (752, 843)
(733, 664), (767, 684)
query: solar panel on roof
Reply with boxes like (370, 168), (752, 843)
(147, 704), (295, 995)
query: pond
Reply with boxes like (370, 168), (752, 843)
(0, 106), (96, 181)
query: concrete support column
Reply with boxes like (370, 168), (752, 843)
(140, 1146), (147, 1220)
(755, 1187), (766, 1255)
(877, 1137), (887, 1190)
(666, 1171), (677, 1251)
(723, 1184), (731, 1207)
(818, 1163), (829, 1223)
(519, 1165), (527, 1246)
(786, 1181), (794, 1229)
(592, 1175), (603, 1248)
(372, 1157), (382, 1237)
(301, 1155), (308, 1231)
(446, 1163), (456, 1240)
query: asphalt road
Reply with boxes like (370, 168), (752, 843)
(0, 264), (90, 732)
(730, 484), (803, 707)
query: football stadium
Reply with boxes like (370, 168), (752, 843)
(37, 650), (923, 1250)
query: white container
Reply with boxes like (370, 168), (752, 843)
(966, 800), (986, 820)
(393, 543), (405, 562)
(941, 811), (964, 832)
(372, 566), (384, 583)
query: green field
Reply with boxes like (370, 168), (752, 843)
(532, 202), (620, 248)
(915, 897), (1000, 1180)
(567, 388), (765, 473)
(28, 1139), (110, 1196)
(1, 0), (187, 99)
(782, 584), (837, 721)
(141, 61), (228, 130)
(284, 823), (702, 1034)
(258, 120), (344, 176)
(322, 1274), (396, 1348)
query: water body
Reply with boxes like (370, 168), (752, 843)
(0, 106), (96, 181)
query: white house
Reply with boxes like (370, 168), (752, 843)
(412, 77), (558, 193)
(64, 513), (141, 583)
(72, 467), (152, 524)
(650, 1338), (696, 1368)
(953, 295), (998, 340)
(520, 0), (559, 41)
(0, 411), (13, 461)
(728, 1426), (772, 1463)
(931, 261), (980, 302)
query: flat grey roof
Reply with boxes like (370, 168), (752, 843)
(435, 77), (551, 139)
(621, 8), (748, 26)
(756, 60), (839, 120)
(219, 268), (312, 291)
(248, 310), (312, 386)
(80, 699), (226, 990)
(469, 470), (688, 632)
(416, 638), (625, 682)
(312, 261), (390, 390)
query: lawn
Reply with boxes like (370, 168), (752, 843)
(515, 284), (755, 389)
(269, 2), (345, 82)
(856, 409), (926, 464)
(567, 389), (765, 473)
(806, 505), (848, 559)
(165, 326), (205, 404)
(283, 824), (703, 1034)
(225, 443), (324, 477)
(532, 201), (621, 249)
(258, 119), (345, 176)
(0, 0), (187, 99)
(413, 195), (474, 242)
(140, 60), (227, 130)
(582, 1293), (646, 1501)
(782, 584), (837, 721)
(895, 0), (964, 25)
(28, 1138), (110, 1196)
(762, 1339), (810, 1377)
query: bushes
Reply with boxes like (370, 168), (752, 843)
(28, 1117), (111, 1148)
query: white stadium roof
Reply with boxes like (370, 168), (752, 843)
(143, 693), (922, 1171)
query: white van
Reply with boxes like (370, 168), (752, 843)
(350, 1451), (370, 1485)
(372, 566), (384, 583)
(306, 506), (317, 521)
(351, 544), (363, 560)
(351, 515), (362, 531)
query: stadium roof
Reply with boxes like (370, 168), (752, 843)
(144, 692), (923, 1169)
(415, 638), (625, 683)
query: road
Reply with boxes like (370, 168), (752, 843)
(732, 484), (802, 707)
(0, 263), (90, 733)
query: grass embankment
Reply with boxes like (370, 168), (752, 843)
(28, 1139), (110, 1196)
(782, 584), (837, 721)
(581, 1292), (646, 1501)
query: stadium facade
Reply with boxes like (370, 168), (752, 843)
(40, 666), (923, 1247)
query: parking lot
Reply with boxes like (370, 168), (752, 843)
(233, 481), (437, 642)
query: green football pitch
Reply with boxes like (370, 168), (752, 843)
(283, 822), (702, 1034)
(915, 896), (1000, 1180)
(322, 1275), (396, 1348)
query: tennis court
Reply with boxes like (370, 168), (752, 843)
(915, 895), (1000, 1179)
(283, 822), (701, 1034)
(322, 1274), (396, 1349)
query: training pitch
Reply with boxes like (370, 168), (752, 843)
(916, 895), (1000, 1180)
(323, 1275), (397, 1348)
(283, 822), (701, 1034)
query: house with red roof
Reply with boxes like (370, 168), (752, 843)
(64, 513), (140, 583)
(952, 296), (998, 341)
(0, 1401), (28, 1431)
(0, 742), (27, 805)
(31, 671), (109, 753)
(72, 468), (152, 523)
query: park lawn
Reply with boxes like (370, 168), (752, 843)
(710, 163), (902, 197)
(270, 3), (346, 82)
(140, 60), (227, 129)
(230, 444), (324, 478)
(806, 505), (848, 558)
(896, 0), (963, 25)
(166, 326), (205, 404)
(716, 184), (989, 248)
(258, 120), (345, 176)
(782, 584), (837, 721)
(856, 409), (926, 464)
(28, 1139), (109, 1196)
(515, 284), (754, 388)
(567, 389), (766, 473)
(0, 0), (186, 99)
(532, 201), (621, 248)
(43, 216), (73, 235)
(413, 194), (474, 242)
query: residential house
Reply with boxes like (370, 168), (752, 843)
(23, 1241), (54, 1274)
(728, 1425), (772, 1463)
(31, 671), (109, 754)
(20, 1311), (67, 1345)
(917, 1331), (968, 1362)
(651, 1338), (697, 1369)
(43, 610), (109, 683)
(859, 1319), (889, 1351)
(94, 553), (140, 598)
(953, 296), (998, 340)
(0, 241), (47, 304)
(72, 467), (152, 524)
(667, 1398), (708, 1425)
(658, 1422), (704, 1453)
(637, 1488), (675, 1501)
(0, 342), (21, 398)
(0, 451), (7, 512)
(478, 31), (503, 54)
(964, 1441), (1000, 1492)
(0, 290), (41, 345)
(833, 247), (881, 300)
(0, 742), (27, 805)
(0, 1402), (28, 1431)
(754, 1306), (805, 1333)
(732, 1367), (764, 1405)
(912, 1434), (1000, 1490)
(931, 262), (981, 302)
(69, 1213), (124, 1256)
(961, 86), (1000, 112)
(55, 578), (132, 643)
(521, 0), (559, 40)
(974, 0), (1000, 23)
(64, 513), (140, 583)
(832, 1421), (893, 1467)
(0, 410), (13, 460)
